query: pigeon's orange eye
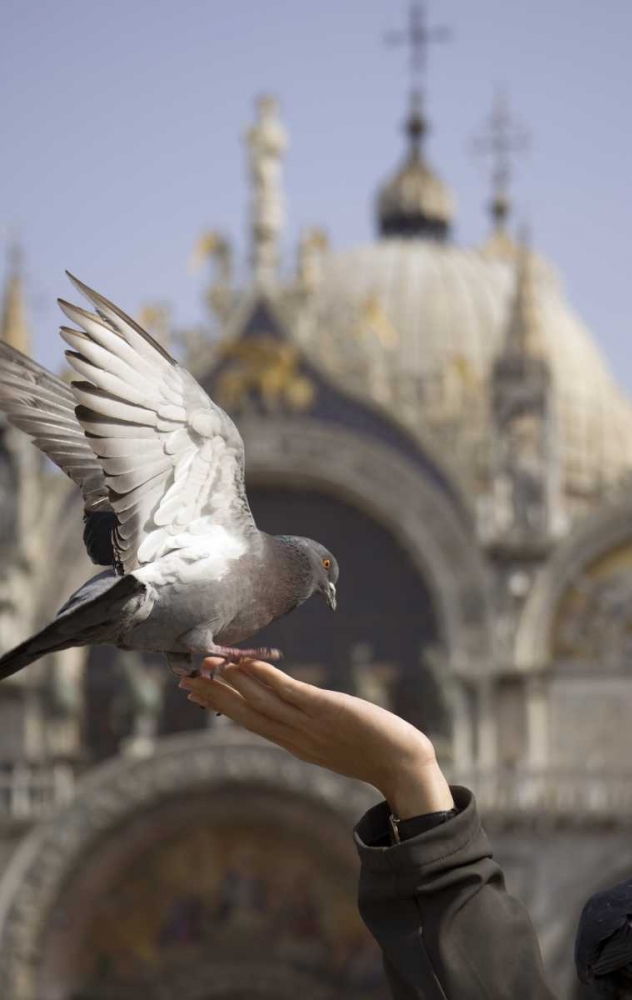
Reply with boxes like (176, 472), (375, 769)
(323, 558), (331, 570)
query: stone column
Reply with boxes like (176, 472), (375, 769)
(451, 677), (474, 770)
(477, 677), (497, 769)
(526, 672), (549, 769)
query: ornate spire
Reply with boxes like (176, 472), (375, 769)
(489, 230), (558, 546)
(379, 3), (454, 239)
(1, 243), (30, 355)
(473, 89), (529, 251)
(245, 95), (288, 289)
(504, 231), (545, 360)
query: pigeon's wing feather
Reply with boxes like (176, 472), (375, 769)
(0, 341), (109, 512)
(61, 273), (256, 573)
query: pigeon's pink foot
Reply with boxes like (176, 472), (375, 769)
(204, 645), (283, 664)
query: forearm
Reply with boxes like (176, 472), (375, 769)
(355, 787), (557, 1000)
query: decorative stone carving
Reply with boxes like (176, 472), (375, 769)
(491, 564), (536, 664)
(550, 539), (632, 666)
(555, 571), (632, 667)
(515, 498), (632, 669)
(494, 411), (548, 536)
(489, 243), (560, 546)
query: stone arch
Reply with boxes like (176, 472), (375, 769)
(0, 730), (378, 1000)
(515, 496), (632, 669)
(238, 416), (493, 671)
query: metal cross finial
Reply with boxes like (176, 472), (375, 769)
(385, 2), (451, 85)
(473, 89), (529, 227)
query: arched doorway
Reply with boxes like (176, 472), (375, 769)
(56, 790), (380, 1000)
(0, 733), (383, 1000)
(248, 486), (447, 736)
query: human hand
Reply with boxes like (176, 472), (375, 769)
(179, 658), (453, 819)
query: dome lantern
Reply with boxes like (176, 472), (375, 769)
(379, 3), (454, 241)
(377, 91), (455, 241)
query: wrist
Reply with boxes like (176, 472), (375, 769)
(380, 757), (454, 820)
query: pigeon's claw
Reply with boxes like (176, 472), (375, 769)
(205, 644), (283, 664)
(167, 652), (195, 677)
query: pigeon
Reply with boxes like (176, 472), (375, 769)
(0, 273), (338, 681)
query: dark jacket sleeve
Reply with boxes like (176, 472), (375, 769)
(354, 786), (557, 1000)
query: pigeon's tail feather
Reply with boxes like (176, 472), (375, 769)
(0, 626), (83, 681)
(0, 575), (146, 682)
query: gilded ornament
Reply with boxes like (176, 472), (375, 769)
(137, 302), (172, 351)
(353, 294), (399, 348)
(216, 337), (315, 413)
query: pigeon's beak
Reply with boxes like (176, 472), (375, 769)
(325, 582), (337, 612)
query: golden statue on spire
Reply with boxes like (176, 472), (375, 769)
(1, 243), (31, 356)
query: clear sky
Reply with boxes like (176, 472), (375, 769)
(2, 0), (631, 390)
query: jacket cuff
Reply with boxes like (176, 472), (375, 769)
(354, 786), (491, 877)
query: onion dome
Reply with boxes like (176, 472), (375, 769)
(296, 240), (632, 511)
(377, 93), (455, 241)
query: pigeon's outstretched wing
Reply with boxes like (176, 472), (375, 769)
(0, 341), (109, 513)
(60, 273), (256, 573)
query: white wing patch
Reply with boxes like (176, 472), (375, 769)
(59, 274), (255, 573)
(134, 524), (247, 588)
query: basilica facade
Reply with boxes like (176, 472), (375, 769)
(0, 78), (630, 1000)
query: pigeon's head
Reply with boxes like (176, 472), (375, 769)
(296, 538), (339, 611)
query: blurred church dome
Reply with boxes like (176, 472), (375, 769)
(293, 97), (632, 507)
(201, 86), (632, 518)
(300, 241), (632, 498)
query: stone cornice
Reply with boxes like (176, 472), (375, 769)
(453, 768), (632, 829)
